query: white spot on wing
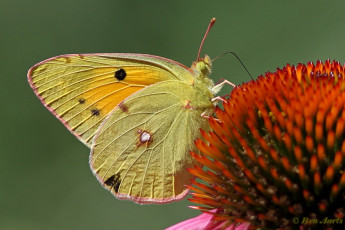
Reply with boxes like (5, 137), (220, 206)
(140, 131), (151, 143)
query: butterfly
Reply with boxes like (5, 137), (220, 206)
(27, 18), (234, 204)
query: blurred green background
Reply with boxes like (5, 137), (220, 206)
(2, 1), (345, 229)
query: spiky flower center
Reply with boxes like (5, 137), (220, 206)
(189, 60), (345, 229)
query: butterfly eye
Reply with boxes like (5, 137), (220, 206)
(115, 68), (126, 80)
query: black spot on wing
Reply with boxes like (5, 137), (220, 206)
(114, 68), (126, 80)
(104, 174), (121, 193)
(91, 109), (100, 116)
(78, 98), (85, 104)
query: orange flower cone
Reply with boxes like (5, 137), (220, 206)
(169, 60), (345, 230)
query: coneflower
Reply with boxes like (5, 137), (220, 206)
(168, 60), (345, 229)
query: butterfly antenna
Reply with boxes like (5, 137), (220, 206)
(212, 51), (254, 80)
(197, 18), (216, 61)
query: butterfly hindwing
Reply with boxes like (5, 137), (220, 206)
(90, 80), (214, 203)
(28, 54), (193, 147)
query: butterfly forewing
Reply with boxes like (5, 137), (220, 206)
(28, 54), (192, 147)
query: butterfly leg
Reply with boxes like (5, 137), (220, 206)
(201, 111), (222, 123)
(211, 79), (236, 94)
(211, 96), (227, 103)
(201, 108), (216, 119)
(201, 111), (209, 119)
(217, 79), (236, 88)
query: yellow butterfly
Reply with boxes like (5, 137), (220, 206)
(27, 18), (234, 204)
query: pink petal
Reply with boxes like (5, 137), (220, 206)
(165, 210), (251, 230)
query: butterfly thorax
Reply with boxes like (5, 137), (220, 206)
(187, 54), (216, 115)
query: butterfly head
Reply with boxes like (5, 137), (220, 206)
(192, 54), (213, 77)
